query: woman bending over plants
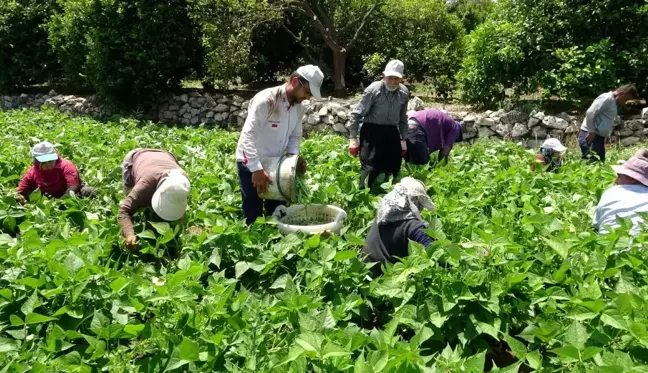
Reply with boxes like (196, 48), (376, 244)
(16, 141), (97, 203)
(531, 138), (566, 173)
(361, 177), (437, 276)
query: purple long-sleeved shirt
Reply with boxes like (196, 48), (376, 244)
(409, 110), (461, 153)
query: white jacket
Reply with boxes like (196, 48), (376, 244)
(235, 84), (306, 172)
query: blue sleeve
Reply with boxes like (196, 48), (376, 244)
(408, 227), (434, 249)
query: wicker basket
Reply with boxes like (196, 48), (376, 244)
(272, 204), (347, 235)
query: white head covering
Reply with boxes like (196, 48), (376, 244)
(376, 177), (436, 225)
(541, 138), (567, 152)
(151, 169), (191, 221)
(31, 141), (59, 162)
(296, 65), (324, 99)
(383, 60), (405, 78)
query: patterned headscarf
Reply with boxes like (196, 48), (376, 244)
(540, 147), (562, 172)
(376, 178), (436, 225)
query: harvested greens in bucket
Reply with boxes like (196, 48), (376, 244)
(295, 175), (312, 203)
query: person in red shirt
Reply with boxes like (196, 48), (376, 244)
(16, 141), (96, 203)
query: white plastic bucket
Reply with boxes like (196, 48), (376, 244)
(258, 155), (298, 202)
(272, 204), (347, 235)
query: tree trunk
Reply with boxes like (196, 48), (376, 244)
(331, 49), (347, 97)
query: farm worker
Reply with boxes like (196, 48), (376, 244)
(235, 65), (323, 224)
(119, 148), (190, 252)
(594, 149), (648, 236)
(578, 84), (638, 163)
(405, 109), (464, 165)
(348, 59), (409, 189)
(16, 141), (97, 203)
(531, 138), (566, 172)
(362, 177), (436, 276)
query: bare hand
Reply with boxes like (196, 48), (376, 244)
(16, 195), (26, 205)
(252, 170), (272, 195)
(586, 133), (596, 144)
(125, 235), (138, 252)
(296, 157), (307, 175)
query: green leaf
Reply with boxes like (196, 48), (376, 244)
(551, 346), (580, 361)
(124, 324), (145, 336)
(600, 314), (627, 331)
(564, 321), (589, 350)
(464, 351), (486, 373)
(543, 238), (569, 259)
(503, 334), (527, 359)
(179, 337), (199, 361)
(9, 314), (23, 326)
(138, 230), (156, 240)
(20, 291), (40, 315)
(525, 350), (541, 370)
(25, 312), (56, 325)
(270, 274), (291, 290)
(209, 247), (221, 268)
(0, 337), (19, 353)
(234, 262), (250, 279)
(334, 250), (356, 261)
(63, 253), (84, 273)
(581, 346), (602, 360)
(306, 234), (320, 249)
(321, 341), (350, 359)
(295, 332), (323, 355)
(109, 277), (130, 293)
(354, 353), (372, 373)
(150, 222), (170, 235)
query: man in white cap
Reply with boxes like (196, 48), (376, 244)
(17, 141), (96, 202)
(236, 65), (323, 224)
(348, 59), (409, 190)
(362, 177), (438, 276)
(594, 149), (648, 236)
(532, 138), (567, 172)
(119, 148), (190, 252)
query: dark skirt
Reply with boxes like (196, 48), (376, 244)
(359, 123), (402, 188)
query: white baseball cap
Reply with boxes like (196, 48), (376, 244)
(541, 138), (567, 152)
(296, 65), (324, 99)
(383, 59), (405, 78)
(31, 141), (59, 163)
(399, 177), (436, 211)
(151, 169), (191, 221)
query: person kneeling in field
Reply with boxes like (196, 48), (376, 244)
(16, 141), (97, 203)
(362, 177), (437, 276)
(405, 109), (464, 166)
(594, 149), (648, 235)
(531, 138), (566, 173)
(119, 148), (190, 252)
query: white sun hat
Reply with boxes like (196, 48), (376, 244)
(31, 141), (59, 163)
(383, 59), (405, 78)
(296, 65), (324, 99)
(541, 138), (567, 153)
(399, 177), (436, 211)
(151, 169), (191, 221)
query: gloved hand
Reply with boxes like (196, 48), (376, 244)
(349, 138), (359, 157)
(401, 140), (407, 157)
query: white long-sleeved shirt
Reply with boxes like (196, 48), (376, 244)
(235, 84), (306, 172)
(594, 184), (648, 235)
(580, 92), (617, 138)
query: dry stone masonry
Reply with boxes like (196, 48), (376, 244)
(2, 91), (648, 148)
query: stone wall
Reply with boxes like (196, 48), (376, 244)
(2, 91), (647, 147)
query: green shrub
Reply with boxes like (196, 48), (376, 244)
(0, 0), (60, 91)
(457, 0), (648, 107)
(361, 0), (465, 98)
(83, 0), (200, 110)
(47, 0), (93, 90)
